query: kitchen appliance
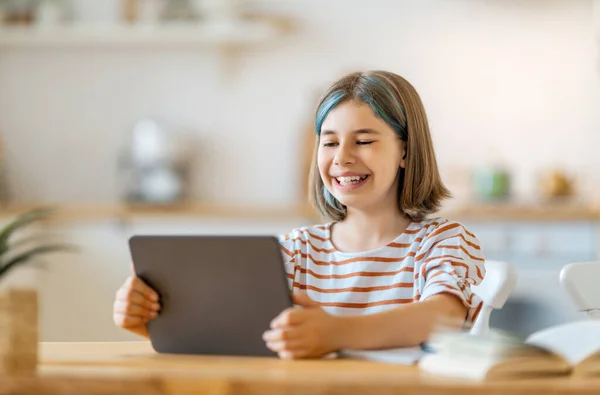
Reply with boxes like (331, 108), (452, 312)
(117, 118), (194, 205)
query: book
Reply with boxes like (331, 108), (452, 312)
(418, 320), (600, 381)
(527, 320), (600, 377)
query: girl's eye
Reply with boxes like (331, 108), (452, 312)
(323, 142), (338, 147)
(357, 141), (374, 145)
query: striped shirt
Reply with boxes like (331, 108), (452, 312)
(278, 217), (486, 325)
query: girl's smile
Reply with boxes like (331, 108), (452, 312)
(331, 173), (371, 191)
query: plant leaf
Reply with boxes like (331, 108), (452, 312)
(0, 206), (57, 256)
(0, 244), (74, 279)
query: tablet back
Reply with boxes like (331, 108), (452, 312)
(129, 235), (293, 357)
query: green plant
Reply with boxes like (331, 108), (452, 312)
(0, 207), (73, 279)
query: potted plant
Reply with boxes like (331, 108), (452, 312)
(0, 207), (72, 376)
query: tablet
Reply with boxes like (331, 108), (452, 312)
(128, 235), (293, 357)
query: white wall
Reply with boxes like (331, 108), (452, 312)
(1, 0), (599, 341)
(0, 0), (599, 207)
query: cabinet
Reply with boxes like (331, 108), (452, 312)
(34, 216), (311, 342)
(19, 212), (600, 342)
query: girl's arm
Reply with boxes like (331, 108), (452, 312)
(334, 223), (485, 350)
(264, 291), (467, 358)
(332, 292), (466, 350)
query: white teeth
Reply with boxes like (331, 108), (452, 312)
(338, 176), (361, 183)
(336, 175), (368, 186)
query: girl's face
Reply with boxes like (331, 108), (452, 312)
(318, 100), (406, 213)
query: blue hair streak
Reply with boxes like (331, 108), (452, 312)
(314, 76), (407, 140)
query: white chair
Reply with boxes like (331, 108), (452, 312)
(418, 260), (519, 378)
(341, 260), (518, 365)
(523, 262), (600, 368)
(469, 260), (518, 336)
(559, 261), (600, 320)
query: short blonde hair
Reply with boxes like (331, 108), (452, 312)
(309, 70), (451, 221)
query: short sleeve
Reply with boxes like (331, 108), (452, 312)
(277, 231), (301, 290)
(416, 221), (486, 326)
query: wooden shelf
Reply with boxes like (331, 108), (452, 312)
(0, 19), (285, 49)
(0, 203), (318, 223)
(441, 202), (600, 222)
(0, 202), (597, 224)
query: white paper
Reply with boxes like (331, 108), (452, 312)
(339, 347), (423, 365)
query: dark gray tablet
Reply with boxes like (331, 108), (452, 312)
(128, 235), (293, 357)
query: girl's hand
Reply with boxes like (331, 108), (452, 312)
(113, 275), (161, 339)
(263, 293), (341, 359)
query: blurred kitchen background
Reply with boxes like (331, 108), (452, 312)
(0, 0), (599, 342)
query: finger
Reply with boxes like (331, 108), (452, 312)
(116, 288), (161, 312)
(117, 279), (160, 309)
(113, 300), (157, 319)
(278, 350), (310, 360)
(292, 292), (318, 307)
(262, 328), (300, 342)
(270, 308), (303, 329)
(265, 340), (306, 353)
(113, 313), (148, 329)
(125, 276), (159, 302)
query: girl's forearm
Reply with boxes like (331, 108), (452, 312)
(333, 294), (467, 350)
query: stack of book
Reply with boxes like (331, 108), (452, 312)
(419, 321), (600, 381)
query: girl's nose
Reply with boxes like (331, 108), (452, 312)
(333, 144), (355, 166)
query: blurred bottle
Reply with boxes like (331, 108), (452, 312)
(471, 146), (511, 202)
(539, 169), (575, 202)
(472, 164), (511, 202)
(3, 0), (36, 25)
(122, 0), (139, 23)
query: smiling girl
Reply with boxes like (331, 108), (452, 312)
(114, 70), (486, 359)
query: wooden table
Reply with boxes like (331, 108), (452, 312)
(2, 342), (600, 394)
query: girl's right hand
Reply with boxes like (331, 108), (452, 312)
(113, 276), (161, 339)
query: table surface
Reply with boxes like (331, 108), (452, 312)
(2, 341), (600, 395)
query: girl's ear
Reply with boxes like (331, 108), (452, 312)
(400, 140), (407, 169)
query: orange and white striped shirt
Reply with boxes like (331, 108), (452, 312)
(278, 217), (486, 325)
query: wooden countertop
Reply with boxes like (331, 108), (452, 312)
(0, 201), (598, 223)
(1, 341), (597, 394)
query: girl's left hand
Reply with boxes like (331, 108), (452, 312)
(263, 293), (340, 359)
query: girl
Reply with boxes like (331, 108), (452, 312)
(113, 70), (486, 359)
